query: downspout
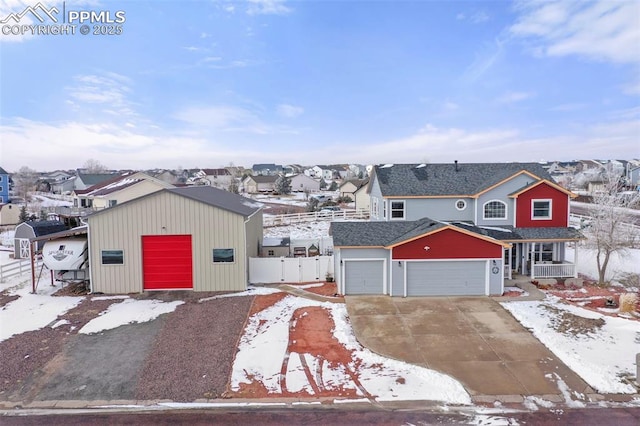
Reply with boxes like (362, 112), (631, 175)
(86, 220), (93, 293)
(244, 208), (261, 287)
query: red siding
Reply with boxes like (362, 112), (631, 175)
(515, 183), (568, 228)
(142, 235), (193, 290)
(392, 228), (502, 260)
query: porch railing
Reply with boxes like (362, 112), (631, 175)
(532, 262), (576, 279)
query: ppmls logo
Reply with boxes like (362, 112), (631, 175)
(0, 2), (59, 24)
(1, 2), (126, 37)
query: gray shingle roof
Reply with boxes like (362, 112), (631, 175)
(77, 173), (119, 186)
(331, 218), (444, 247)
(509, 227), (583, 241)
(374, 163), (552, 196)
(332, 218), (583, 247)
(0, 167), (8, 174)
(168, 187), (261, 217)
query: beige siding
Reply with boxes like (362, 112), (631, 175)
(92, 180), (170, 210)
(88, 191), (258, 294)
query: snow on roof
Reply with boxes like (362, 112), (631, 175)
(479, 225), (514, 233)
(416, 164), (426, 168)
(380, 164), (394, 168)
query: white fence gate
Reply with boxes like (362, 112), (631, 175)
(249, 256), (334, 284)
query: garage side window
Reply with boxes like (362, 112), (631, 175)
(213, 248), (235, 263)
(101, 250), (124, 265)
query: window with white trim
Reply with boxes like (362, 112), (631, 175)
(483, 200), (507, 219)
(532, 243), (553, 263)
(532, 199), (552, 220)
(455, 199), (467, 211)
(390, 200), (405, 219)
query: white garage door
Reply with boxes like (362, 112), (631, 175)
(345, 260), (384, 295)
(407, 260), (486, 296)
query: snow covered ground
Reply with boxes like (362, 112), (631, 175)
(567, 245), (640, 286)
(229, 291), (471, 404)
(502, 296), (639, 394)
(1, 204), (639, 407)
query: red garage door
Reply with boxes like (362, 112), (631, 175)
(142, 235), (193, 290)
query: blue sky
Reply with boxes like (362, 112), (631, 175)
(1, 0), (639, 172)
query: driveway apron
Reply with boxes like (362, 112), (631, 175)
(345, 296), (593, 397)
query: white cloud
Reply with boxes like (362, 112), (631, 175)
(497, 91), (535, 103)
(173, 104), (300, 136)
(443, 101), (459, 111)
(246, 0), (291, 16)
(463, 38), (505, 82)
(328, 119), (640, 165)
(65, 72), (137, 118)
(510, 1), (640, 65)
(277, 103), (304, 118)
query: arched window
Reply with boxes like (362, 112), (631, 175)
(483, 200), (507, 219)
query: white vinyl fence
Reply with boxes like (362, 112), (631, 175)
(0, 258), (43, 282)
(249, 256), (334, 284)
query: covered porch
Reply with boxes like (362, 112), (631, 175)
(504, 241), (577, 280)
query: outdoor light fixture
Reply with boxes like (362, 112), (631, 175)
(398, 261), (401, 267)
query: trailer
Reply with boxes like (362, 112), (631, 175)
(42, 237), (89, 284)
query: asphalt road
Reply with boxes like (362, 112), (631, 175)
(2, 407), (640, 425)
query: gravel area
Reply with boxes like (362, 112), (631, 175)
(135, 295), (254, 402)
(0, 298), (120, 402)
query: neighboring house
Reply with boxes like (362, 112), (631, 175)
(331, 162), (581, 297)
(86, 186), (263, 293)
(587, 180), (606, 195)
(242, 175), (278, 193)
(74, 172), (119, 191)
(262, 237), (291, 257)
(338, 178), (368, 201)
(73, 172), (174, 210)
(0, 203), (20, 226)
(202, 168), (233, 189)
(353, 179), (370, 213)
(0, 166), (9, 203)
(305, 165), (335, 180)
(627, 166), (640, 190)
(14, 220), (68, 259)
(51, 176), (77, 194)
(252, 164), (282, 176)
(290, 174), (320, 193)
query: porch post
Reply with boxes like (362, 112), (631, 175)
(507, 246), (512, 280)
(530, 243), (535, 280)
(573, 242), (579, 278)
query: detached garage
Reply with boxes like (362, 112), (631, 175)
(331, 218), (509, 297)
(87, 187), (263, 294)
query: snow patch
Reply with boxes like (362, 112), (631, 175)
(79, 299), (184, 334)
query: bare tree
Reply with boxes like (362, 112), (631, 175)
(13, 166), (38, 206)
(584, 171), (640, 285)
(83, 159), (108, 173)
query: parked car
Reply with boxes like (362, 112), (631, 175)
(319, 206), (341, 216)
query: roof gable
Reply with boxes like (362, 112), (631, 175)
(509, 179), (577, 198)
(331, 218), (509, 248)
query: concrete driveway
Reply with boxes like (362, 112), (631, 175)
(345, 296), (593, 399)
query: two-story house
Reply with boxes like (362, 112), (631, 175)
(330, 162), (581, 297)
(0, 166), (10, 204)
